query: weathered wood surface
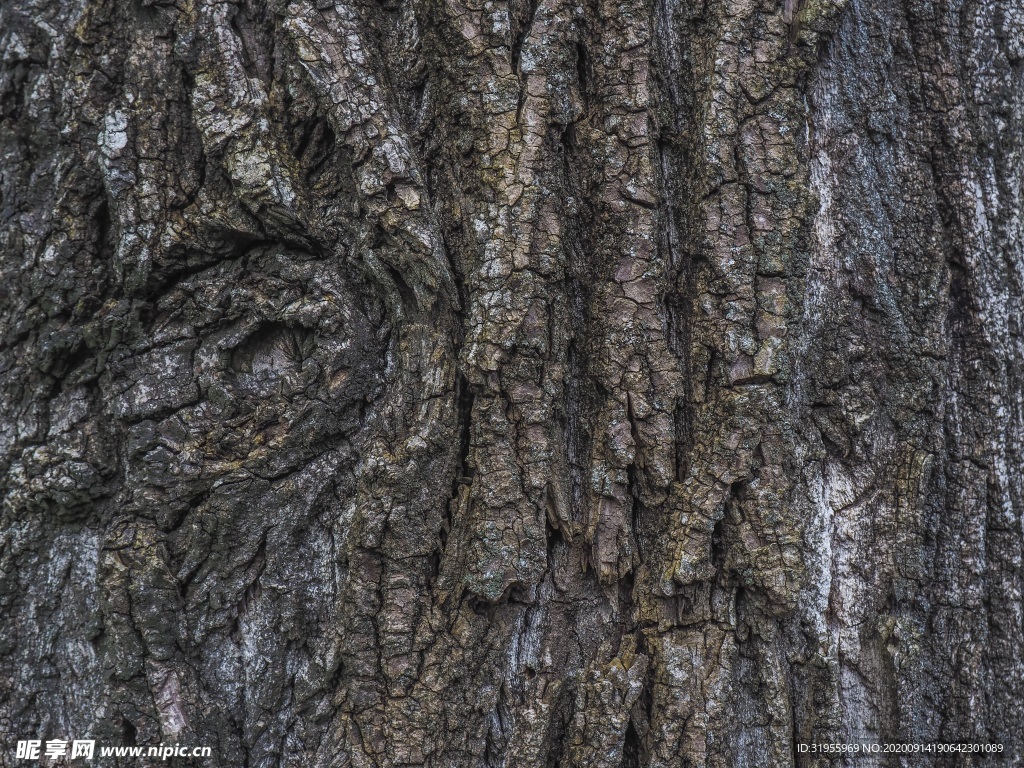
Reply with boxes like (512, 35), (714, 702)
(1, 0), (1021, 764)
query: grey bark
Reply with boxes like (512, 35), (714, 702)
(1, 0), (1022, 765)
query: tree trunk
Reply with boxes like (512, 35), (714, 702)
(1, 0), (1021, 764)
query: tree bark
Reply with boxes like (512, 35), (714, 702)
(1, 0), (1021, 765)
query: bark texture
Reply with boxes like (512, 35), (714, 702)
(1, 0), (1022, 765)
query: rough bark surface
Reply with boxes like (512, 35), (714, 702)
(1, 0), (1021, 765)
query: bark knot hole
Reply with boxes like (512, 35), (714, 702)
(230, 322), (312, 382)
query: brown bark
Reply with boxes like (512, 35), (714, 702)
(1, 0), (1021, 765)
